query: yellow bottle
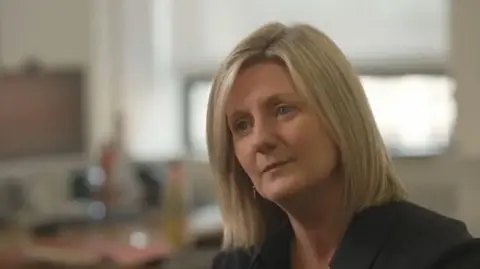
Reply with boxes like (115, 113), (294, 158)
(161, 161), (187, 248)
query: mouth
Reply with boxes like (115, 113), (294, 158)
(262, 159), (293, 173)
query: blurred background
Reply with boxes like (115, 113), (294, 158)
(0, 0), (479, 268)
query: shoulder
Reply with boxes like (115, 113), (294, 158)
(387, 201), (470, 242)
(428, 238), (480, 269)
(376, 201), (472, 267)
(211, 247), (256, 269)
(360, 200), (470, 243)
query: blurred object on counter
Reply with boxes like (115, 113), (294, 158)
(100, 111), (141, 216)
(100, 141), (117, 210)
(22, 236), (171, 268)
(161, 160), (188, 248)
(0, 220), (173, 268)
(183, 160), (216, 213)
(0, 177), (28, 225)
(22, 57), (45, 74)
(137, 165), (164, 210)
(185, 204), (222, 249)
(71, 169), (94, 200)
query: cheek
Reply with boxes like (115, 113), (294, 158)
(297, 126), (339, 175)
(311, 135), (338, 177)
(234, 142), (257, 178)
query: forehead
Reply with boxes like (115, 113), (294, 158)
(226, 61), (296, 106)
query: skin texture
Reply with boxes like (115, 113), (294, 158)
(225, 60), (338, 204)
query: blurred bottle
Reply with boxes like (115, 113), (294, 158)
(99, 111), (140, 213)
(161, 160), (187, 248)
(100, 141), (115, 210)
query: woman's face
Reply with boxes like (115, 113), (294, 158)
(225, 60), (339, 202)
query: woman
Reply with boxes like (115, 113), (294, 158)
(206, 22), (472, 269)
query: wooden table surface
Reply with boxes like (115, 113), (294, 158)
(0, 216), (171, 268)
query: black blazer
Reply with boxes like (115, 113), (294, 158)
(428, 238), (480, 269)
(212, 201), (472, 269)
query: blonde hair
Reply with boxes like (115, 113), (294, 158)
(206, 22), (406, 249)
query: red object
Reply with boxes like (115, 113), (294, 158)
(32, 236), (172, 266)
(100, 144), (115, 178)
(100, 143), (116, 205)
(0, 248), (25, 268)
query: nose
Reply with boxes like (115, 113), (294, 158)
(251, 120), (277, 155)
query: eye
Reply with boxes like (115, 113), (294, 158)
(232, 119), (251, 134)
(276, 104), (295, 116)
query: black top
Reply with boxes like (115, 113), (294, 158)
(211, 201), (472, 269)
(429, 238), (480, 269)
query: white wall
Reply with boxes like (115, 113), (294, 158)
(0, 0), (90, 67)
(450, 0), (480, 158)
(449, 0), (480, 235)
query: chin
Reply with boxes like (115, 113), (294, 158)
(261, 174), (305, 202)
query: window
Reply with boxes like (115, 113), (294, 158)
(187, 81), (212, 155)
(362, 75), (455, 156)
(186, 75), (456, 157)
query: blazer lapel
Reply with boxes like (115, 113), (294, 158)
(250, 202), (402, 269)
(249, 224), (293, 269)
(329, 202), (399, 269)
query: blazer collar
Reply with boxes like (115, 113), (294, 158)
(250, 201), (401, 269)
(329, 202), (399, 269)
(249, 223), (293, 269)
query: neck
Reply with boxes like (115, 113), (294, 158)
(281, 177), (348, 267)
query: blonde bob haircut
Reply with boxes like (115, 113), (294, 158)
(206, 22), (406, 249)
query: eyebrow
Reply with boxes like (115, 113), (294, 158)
(266, 93), (298, 102)
(226, 92), (300, 120)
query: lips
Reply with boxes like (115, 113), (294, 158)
(262, 159), (293, 173)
